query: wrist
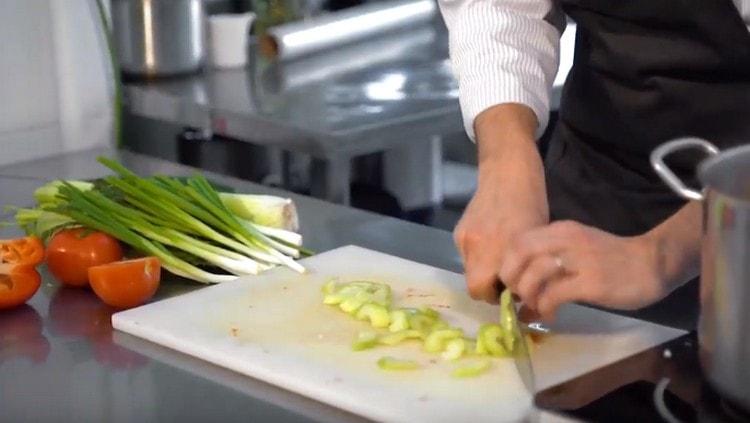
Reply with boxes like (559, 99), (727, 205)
(631, 232), (673, 301)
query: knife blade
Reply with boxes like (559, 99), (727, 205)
(500, 291), (536, 394)
(510, 304), (536, 394)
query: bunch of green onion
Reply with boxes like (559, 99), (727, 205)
(13, 157), (309, 283)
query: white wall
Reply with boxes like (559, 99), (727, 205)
(0, 0), (114, 166)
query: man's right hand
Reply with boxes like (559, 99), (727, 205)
(454, 104), (549, 303)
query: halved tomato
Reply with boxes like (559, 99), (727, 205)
(46, 228), (123, 287)
(88, 257), (161, 309)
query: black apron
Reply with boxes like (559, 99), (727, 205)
(545, 0), (750, 328)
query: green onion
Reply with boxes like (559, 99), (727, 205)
(13, 158), (309, 283)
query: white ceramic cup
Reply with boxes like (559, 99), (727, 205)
(208, 13), (256, 68)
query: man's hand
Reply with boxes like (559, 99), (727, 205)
(455, 104), (548, 303)
(498, 198), (703, 320)
(498, 221), (669, 320)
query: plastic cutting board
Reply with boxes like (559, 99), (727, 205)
(113, 246), (685, 422)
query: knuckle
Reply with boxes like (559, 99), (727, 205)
(466, 272), (497, 302)
(508, 233), (529, 254)
(453, 229), (464, 247)
(553, 220), (579, 235)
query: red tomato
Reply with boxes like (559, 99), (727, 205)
(88, 257), (161, 309)
(46, 228), (123, 287)
(0, 266), (42, 310)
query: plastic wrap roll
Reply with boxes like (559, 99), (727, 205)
(260, 0), (437, 61)
(259, 26), (438, 91)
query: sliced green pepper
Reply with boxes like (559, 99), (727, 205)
(388, 309), (411, 332)
(431, 319), (450, 331)
(408, 313), (436, 334)
(478, 324), (509, 357)
(419, 306), (440, 320)
(451, 359), (492, 378)
(499, 290), (517, 352)
(379, 329), (424, 346)
(321, 279), (337, 295)
(441, 338), (468, 361)
(424, 328), (463, 353)
(377, 356), (419, 371)
(339, 296), (367, 314)
(352, 331), (379, 351)
(323, 283), (366, 305)
(370, 284), (392, 307)
(356, 303), (391, 328)
(322, 292), (346, 305)
(475, 334), (489, 356)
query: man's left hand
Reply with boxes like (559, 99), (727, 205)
(498, 221), (670, 321)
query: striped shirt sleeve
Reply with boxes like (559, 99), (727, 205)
(438, 0), (563, 141)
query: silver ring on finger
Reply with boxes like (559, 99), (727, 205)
(553, 255), (565, 274)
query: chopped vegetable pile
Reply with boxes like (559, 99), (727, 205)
(322, 280), (527, 378)
(11, 157), (308, 284)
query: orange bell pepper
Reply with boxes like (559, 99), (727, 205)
(0, 236), (44, 309)
(0, 236), (45, 266)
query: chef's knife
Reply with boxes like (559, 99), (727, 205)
(501, 291), (536, 394)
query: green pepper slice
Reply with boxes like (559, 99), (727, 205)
(451, 359), (492, 378)
(424, 328), (463, 353)
(419, 306), (440, 320)
(478, 324), (509, 357)
(499, 290), (517, 352)
(377, 356), (419, 371)
(379, 329), (424, 346)
(352, 331), (379, 351)
(388, 309), (411, 332)
(441, 338), (468, 361)
(356, 303), (391, 328)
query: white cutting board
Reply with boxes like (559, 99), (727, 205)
(113, 246), (685, 422)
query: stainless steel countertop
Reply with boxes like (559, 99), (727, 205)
(0, 147), (463, 423)
(0, 147), (691, 422)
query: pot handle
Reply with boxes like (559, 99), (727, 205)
(650, 137), (720, 201)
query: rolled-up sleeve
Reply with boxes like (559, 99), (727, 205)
(438, 0), (563, 140)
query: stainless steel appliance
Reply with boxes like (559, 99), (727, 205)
(652, 137), (750, 411)
(112, 0), (206, 77)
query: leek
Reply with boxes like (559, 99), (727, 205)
(219, 192), (299, 231)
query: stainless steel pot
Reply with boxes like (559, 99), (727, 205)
(112, 0), (206, 77)
(652, 137), (750, 410)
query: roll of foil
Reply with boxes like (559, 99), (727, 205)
(260, 0), (437, 61)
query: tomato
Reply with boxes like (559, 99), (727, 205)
(46, 228), (123, 287)
(88, 257), (161, 309)
(0, 266), (42, 310)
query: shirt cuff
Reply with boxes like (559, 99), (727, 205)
(459, 84), (550, 143)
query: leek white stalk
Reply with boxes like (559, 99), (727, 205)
(219, 193), (299, 231)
